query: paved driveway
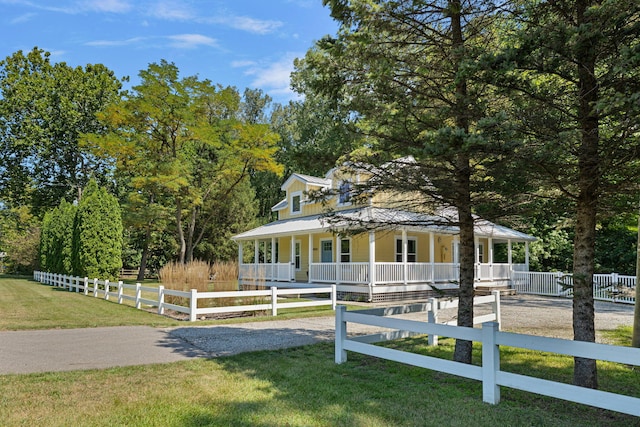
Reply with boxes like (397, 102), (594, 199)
(0, 295), (634, 375)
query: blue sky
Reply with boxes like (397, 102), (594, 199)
(0, 0), (338, 104)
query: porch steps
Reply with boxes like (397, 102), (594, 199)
(475, 285), (516, 296)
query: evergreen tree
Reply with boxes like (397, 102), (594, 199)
(74, 179), (123, 279)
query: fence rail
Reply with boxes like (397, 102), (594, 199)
(512, 271), (636, 304)
(335, 306), (640, 417)
(34, 271), (336, 321)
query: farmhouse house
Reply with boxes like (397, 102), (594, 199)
(233, 160), (535, 302)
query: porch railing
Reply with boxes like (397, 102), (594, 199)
(239, 263), (294, 282)
(307, 262), (518, 285)
(512, 271), (636, 304)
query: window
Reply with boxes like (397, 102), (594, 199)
(395, 237), (417, 262)
(291, 191), (302, 214)
(476, 243), (484, 263)
(340, 239), (351, 263)
(338, 181), (352, 205)
(294, 241), (301, 270)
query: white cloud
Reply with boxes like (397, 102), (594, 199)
(149, 0), (195, 21)
(231, 60), (257, 68)
(167, 34), (218, 49)
(246, 53), (301, 98)
(78, 0), (132, 13)
(10, 12), (36, 23)
(225, 16), (283, 35)
(85, 36), (147, 47)
(85, 34), (217, 50)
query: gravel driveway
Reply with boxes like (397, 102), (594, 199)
(170, 294), (635, 355)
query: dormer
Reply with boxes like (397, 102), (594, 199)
(273, 173), (331, 219)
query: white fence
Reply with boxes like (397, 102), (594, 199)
(351, 292), (501, 346)
(33, 271), (336, 322)
(335, 306), (640, 417)
(512, 271), (636, 304)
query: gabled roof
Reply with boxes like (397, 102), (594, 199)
(233, 206), (536, 242)
(271, 198), (288, 212)
(280, 173), (331, 191)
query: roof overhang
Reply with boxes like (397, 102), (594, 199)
(232, 207), (536, 242)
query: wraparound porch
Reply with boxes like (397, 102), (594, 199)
(239, 261), (529, 285)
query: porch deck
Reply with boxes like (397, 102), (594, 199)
(239, 261), (527, 302)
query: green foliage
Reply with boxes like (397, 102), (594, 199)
(74, 179), (123, 280)
(86, 61), (282, 264)
(0, 47), (123, 214)
(0, 206), (40, 274)
(38, 180), (123, 280)
(39, 200), (77, 274)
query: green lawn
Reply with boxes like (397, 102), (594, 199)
(0, 275), (638, 426)
(0, 276), (335, 330)
(0, 340), (638, 426)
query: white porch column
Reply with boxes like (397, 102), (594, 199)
(336, 235), (342, 284)
(308, 234), (313, 283)
(525, 241), (530, 271)
(507, 240), (513, 265)
(271, 237), (276, 281)
(402, 229), (408, 285)
(254, 239), (259, 264)
(429, 232), (435, 283)
(290, 236), (295, 281)
(488, 237), (494, 281)
(368, 231), (376, 286)
(453, 236), (460, 282)
(238, 242), (244, 281)
(474, 236), (481, 281)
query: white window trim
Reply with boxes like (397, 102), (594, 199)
(290, 191), (303, 215)
(395, 236), (417, 263)
(294, 240), (301, 271)
(336, 180), (352, 207)
(477, 242), (485, 263)
(340, 237), (352, 263)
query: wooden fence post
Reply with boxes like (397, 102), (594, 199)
(104, 279), (110, 300)
(271, 286), (278, 316)
(482, 321), (501, 405)
(93, 278), (99, 297)
(83, 277), (89, 295)
(189, 289), (198, 322)
(428, 297), (438, 346)
(335, 305), (347, 364)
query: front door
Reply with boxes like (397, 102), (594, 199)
(321, 240), (333, 263)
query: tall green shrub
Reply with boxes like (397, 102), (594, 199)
(74, 180), (123, 280)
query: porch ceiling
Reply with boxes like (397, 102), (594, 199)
(232, 207), (536, 242)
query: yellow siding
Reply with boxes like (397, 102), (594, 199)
(350, 234), (369, 262)
(278, 238), (291, 263)
(279, 181), (327, 220)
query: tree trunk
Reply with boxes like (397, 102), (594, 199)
(454, 176), (475, 364)
(137, 226), (151, 282)
(176, 198), (186, 264)
(449, 0), (475, 364)
(572, 0), (599, 388)
(185, 206), (197, 263)
(632, 205), (640, 347)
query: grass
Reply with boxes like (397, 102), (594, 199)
(0, 340), (638, 426)
(0, 276), (335, 331)
(1, 275), (638, 426)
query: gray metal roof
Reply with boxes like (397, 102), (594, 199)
(233, 207), (536, 242)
